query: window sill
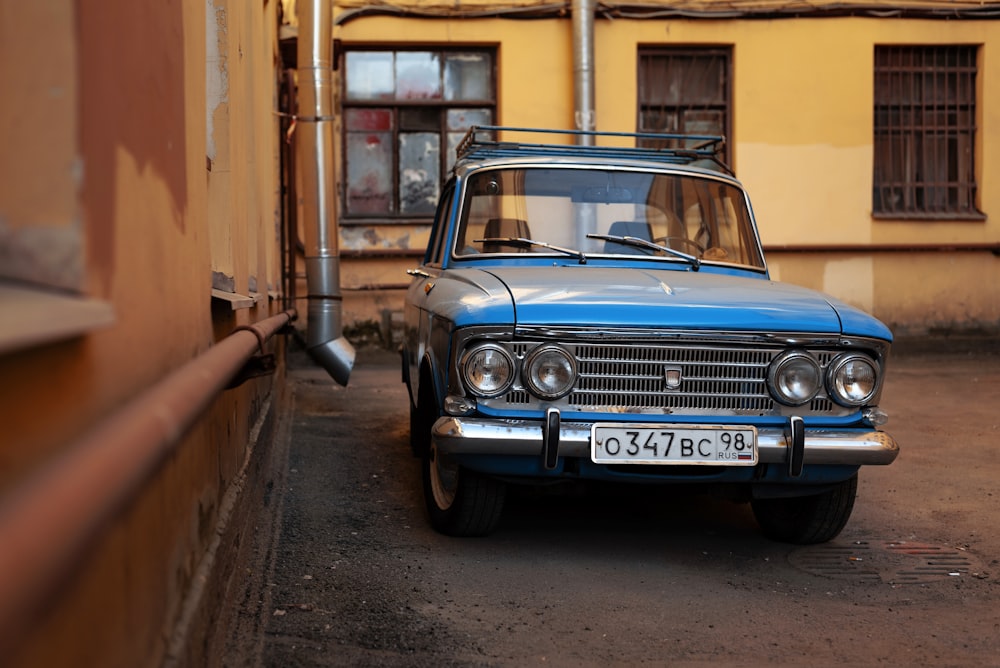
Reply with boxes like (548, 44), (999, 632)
(211, 288), (263, 310)
(0, 282), (116, 356)
(339, 217), (433, 226)
(872, 211), (987, 222)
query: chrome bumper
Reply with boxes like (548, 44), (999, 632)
(431, 416), (899, 467)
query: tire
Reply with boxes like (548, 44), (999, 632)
(408, 373), (436, 458)
(751, 474), (858, 544)
(422, 443), (506, 537)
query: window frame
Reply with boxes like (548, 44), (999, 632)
(425, 182), (455, 266)
(872, 44), (984, 220)
(636, 46), (733, 165)
(340, 46), (497, 224)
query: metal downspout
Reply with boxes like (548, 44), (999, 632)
(572, 0), (597, 247)
(572, 0), (596, 146)
(297, 0), (354, 385)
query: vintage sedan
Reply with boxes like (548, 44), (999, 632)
(401, 126), (898, 543)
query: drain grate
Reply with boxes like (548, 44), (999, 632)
(789, 540), (981, 584)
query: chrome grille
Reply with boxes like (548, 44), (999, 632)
(571, 343), (775, 413)
(493, 341), (851, 417)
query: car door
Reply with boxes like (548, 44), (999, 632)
(404, 182), (456, 404)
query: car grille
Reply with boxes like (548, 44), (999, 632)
(492, 341), (841, 417)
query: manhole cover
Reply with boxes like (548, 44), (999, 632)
(789, 540), (984, 584)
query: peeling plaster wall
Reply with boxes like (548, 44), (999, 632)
(0, 1), (285, 666)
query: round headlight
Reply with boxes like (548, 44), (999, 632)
(523, 345), (577, 399)
(827, 354), (879, 406)
(461, 343), (515, 397)
(767, 350), (821, 406)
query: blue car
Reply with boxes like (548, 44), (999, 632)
(401, 126), (898, 543)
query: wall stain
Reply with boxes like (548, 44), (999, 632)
(79, 0), (189, 295)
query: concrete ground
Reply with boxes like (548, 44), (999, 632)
(221, 338), (1000, 667)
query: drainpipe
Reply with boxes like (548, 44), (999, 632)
(572, 0), (597, 247)
(572, 0), (596, 147)
(297, 0), (354, 385)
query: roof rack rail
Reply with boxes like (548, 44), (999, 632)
(454, 126), (731, 173)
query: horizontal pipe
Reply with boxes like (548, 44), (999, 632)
(0, 308), (296, 658)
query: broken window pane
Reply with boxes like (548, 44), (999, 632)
(399, 132), (440, 215)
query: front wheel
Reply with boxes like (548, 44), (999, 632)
(409, 392), (434, 458)
(751, 475), (858, 544)
(422, 444), (506, 537)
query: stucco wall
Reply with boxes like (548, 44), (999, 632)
(329, 9), (1000, 338)
(0, 1), (285, 665)
(771, 252), (1000, 335)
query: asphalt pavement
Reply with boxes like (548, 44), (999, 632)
(219, 339), (1000, 667)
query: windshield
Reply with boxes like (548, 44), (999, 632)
(453, 166), (765, 270)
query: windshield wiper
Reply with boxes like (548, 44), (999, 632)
(475, 237), (588, 264)
(586, 234), (700, 271)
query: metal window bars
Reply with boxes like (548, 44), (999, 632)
(873, 45), (982, 219)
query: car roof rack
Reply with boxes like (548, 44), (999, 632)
(454, 125), (732, 174)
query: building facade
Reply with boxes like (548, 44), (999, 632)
(1, 1), (288, 665)
(0, 0), (997, 665)
(298, 0), (1000, 341)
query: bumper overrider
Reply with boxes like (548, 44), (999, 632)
(431, 412), (899, 476)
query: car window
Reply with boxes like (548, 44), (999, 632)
(426, 183), (455, 266)
(452, 167), (765, 269)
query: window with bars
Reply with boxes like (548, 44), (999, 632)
(637, 47), (732, 164)
(873, 45), (982, 219)
(342, 48), (496, 219)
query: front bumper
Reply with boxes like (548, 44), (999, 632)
(431, 416), (899, 467)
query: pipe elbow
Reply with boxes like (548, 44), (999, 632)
(306, 298), (354, 385)
(308, 336), (354, 386)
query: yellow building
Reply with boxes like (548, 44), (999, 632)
(302, 0), (1000, 340)
(0, 0), (997, 665)
(1, 1), (297, 665)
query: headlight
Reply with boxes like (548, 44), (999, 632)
(461, 343), (515, 397)
(523, 345), (577, 399)
(827, 354), (879, 406)
(767, 350), (821, 406)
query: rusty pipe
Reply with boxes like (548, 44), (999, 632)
(0, 308), (296, 658)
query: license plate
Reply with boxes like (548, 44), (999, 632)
(591, 423), (758, 466)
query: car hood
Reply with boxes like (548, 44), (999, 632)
(454, 265), (892, 339)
